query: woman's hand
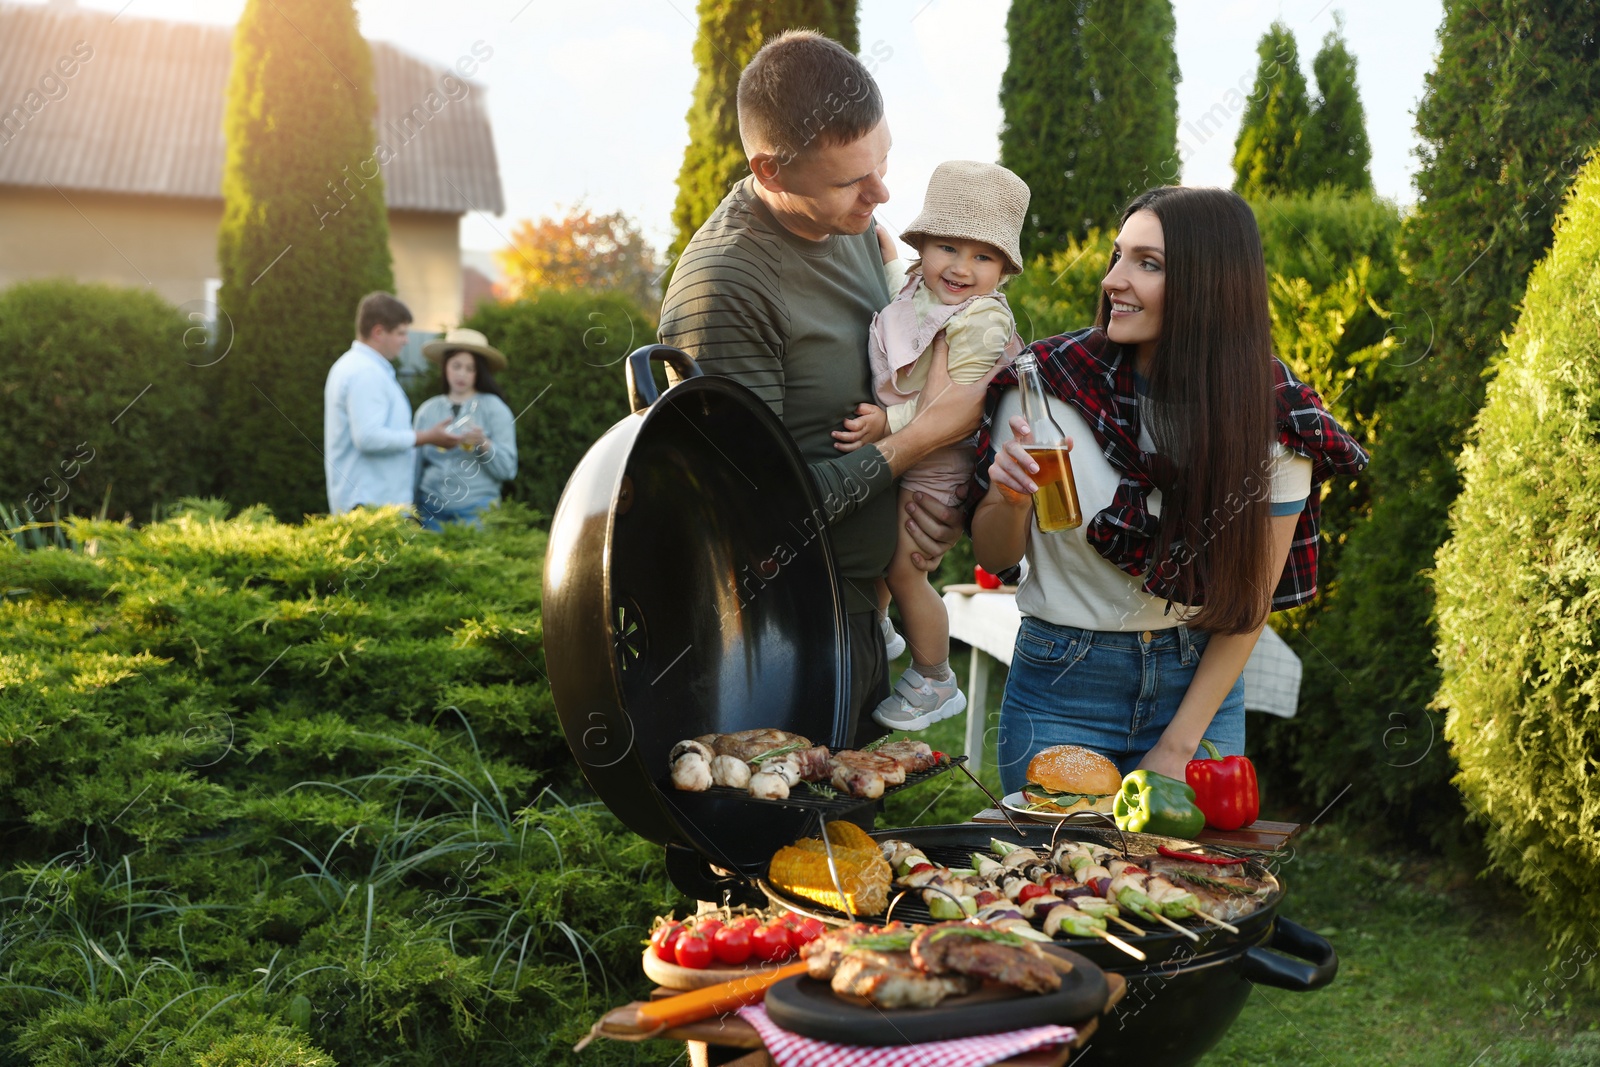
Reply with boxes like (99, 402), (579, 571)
(989, 416), (1072, 505)
(833, 403), (888, 452)
(1134, 741), (1191, 782)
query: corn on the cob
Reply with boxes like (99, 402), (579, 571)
(769, 829), (890, 915)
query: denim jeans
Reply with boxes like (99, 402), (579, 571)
(996, 616), (1246, 796)
(415, 494), (496, 532)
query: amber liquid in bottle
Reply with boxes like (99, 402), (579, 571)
(1012, 351), (1083, 534)
(1024, 444), (1082, 532)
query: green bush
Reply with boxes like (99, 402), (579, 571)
(450, 291), (660, 521)
(0, 279), (209, 525)
(0, 503), (681, 1064)
(1434, 151), (1600, 985)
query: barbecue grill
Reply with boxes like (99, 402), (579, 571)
(545, 345), (1337, 1065)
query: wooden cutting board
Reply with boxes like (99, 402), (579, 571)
(642, 948), (797, 991)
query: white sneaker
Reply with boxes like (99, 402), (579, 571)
(871, 668), (966, 731)
(879, 614), (906, 660)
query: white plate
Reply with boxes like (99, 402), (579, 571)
(1000, 791), (1120, 826)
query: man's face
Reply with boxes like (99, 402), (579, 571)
(366, 323), (410, 361)
(757, 118), (891, 242)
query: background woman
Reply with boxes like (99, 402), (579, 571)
(970, 187), (1367, 793)
(414, 327), (519, 530)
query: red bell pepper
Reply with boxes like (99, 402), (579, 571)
(1185, 739), (1259, 831)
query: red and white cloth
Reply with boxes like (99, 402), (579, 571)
(738, 1004), (1078, 1067)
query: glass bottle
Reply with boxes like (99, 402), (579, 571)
(1013, 352), (1082, 533)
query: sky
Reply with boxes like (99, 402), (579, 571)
(22, 0), (1446, 272)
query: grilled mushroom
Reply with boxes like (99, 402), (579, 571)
(710, 755), (751, 789)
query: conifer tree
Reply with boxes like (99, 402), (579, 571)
(668, 1), (859, 263)
(1267, 0), (1600, 848)
(1231, 22), (1311, 199)
(216, 0), (394, 518)
(999, 0), (1179, 259)
(1302, 16), (1372, 193)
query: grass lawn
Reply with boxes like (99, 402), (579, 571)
(879, 644), (1600, 1066)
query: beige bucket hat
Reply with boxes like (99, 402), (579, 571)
(900, 160), (1031, 275)
(422, 327), (508, 371)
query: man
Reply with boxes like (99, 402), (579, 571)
(323, 292), (462, 514)
(658, 31), (991, 743)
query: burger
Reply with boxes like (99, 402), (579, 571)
(1022, 745), (1122, 814)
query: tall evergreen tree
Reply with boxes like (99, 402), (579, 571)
(1231, 22), (1311, 199)
(1302, 16), (1372, 193)
(999, 0), (1179, 259)
(1269, 0), (1600, 849)
(216, 0), (394, 518)
(668, 0), (859, 262)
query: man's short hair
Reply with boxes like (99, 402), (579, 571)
(737, 30), (883, 165)
(356, 292), (412, 338)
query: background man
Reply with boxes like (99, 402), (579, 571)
(323, 292), (462, 515)
(658, 31), (991, 743)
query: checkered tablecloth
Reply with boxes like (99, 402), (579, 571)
(738, 1004), (1077, 1067)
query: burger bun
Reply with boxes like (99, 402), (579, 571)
(1022, 745), (1122, 814)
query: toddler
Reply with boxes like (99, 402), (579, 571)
(840, 160), (1030, 731)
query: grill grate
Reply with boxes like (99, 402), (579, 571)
(663, 755), (969, 815)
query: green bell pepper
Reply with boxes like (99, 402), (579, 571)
(1113, 769), (1206, 839)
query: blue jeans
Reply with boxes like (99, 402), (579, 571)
(996, 616), (1246, 796)
(415, 494), (496, 532)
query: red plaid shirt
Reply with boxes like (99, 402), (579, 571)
(972, 328), (1368, 611)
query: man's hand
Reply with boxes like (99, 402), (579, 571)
(875, 223), (898, 266)
(415, 418), (465, 449)
(904, 486), (968, 572)
(833, 403), (888, 452)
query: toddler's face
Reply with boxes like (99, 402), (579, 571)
(920, 237), (1004, 305)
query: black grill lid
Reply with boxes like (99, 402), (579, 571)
(543, 346), (851, 875)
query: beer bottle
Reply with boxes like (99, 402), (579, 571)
(1013, 351), (1082, 533)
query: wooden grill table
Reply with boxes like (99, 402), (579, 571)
(597, 971), (1126, 1067)
(968, 806), (1303, 852)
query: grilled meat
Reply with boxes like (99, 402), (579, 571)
(794, 745), (834, 782)
(831, 950), (976, 1009)
(830, 761), (885, 799)
(874, 739), (937, 774)
(909, 922), (1061, 994)
(693, 729), (811, 762)
(800, 922), (882, 979)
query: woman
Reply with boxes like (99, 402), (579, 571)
(971, 187), (1367, 792)
(414, 327), (519, 530)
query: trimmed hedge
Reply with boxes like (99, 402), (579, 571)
(0, 503), (681, 1064)
(446, 290), (661, 521)
(0, 279), (210, 524)
(1435, 151), (1600, 985)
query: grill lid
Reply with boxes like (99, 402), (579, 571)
(543, 346), (852, 875)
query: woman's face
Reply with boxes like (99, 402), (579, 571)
(445, 351), (477, 393)
(1103, 209), (1165, 360)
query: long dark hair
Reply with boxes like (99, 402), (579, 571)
(438, 351), (508, 405)
(1095, 187), (1275, 634)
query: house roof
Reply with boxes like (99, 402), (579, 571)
(0, 2), (504, 214)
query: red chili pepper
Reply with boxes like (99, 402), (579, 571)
(1184, 739), (1260, 831)
(1157, 845), (1248, 866)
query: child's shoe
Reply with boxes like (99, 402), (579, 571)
(871, 668), (966, 731)
(879, 614), (906, 660)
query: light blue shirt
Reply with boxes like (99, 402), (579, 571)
(323, 340), (417, 514)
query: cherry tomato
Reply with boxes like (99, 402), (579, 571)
(972, 890), (999, 908)
(908, 862), (934, 874)
(673, 932), (714, 969)
(694, 917), (724, 940)
(1016, 883), (1049, 904)
(792, 917), (825, 948)
(752, 924), (793, 963)
(932, 751), (947, 763)
(650, 921), (685, 963)
(712, 924), (753, 965)
(730, 915), (760, 933)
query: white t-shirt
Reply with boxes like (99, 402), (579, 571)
(993, 388), (1313, 632)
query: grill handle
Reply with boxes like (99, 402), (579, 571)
(1240, 917), (1338, 991)
(627, 344), (702, 413)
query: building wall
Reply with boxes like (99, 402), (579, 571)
(0, 187), (462, 330)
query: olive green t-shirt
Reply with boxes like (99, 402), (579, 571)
(659, 177), (896, 615)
